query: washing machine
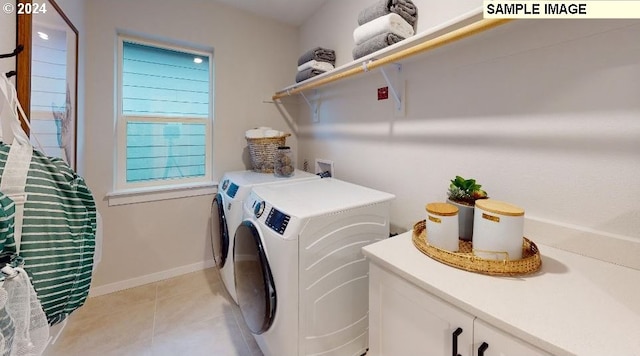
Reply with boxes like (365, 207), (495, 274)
(234, 178), (395, 356)
(210, 170), (320, 304)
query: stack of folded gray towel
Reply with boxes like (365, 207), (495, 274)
(296, 47), (336, 83)
(352, 0), (418, 60)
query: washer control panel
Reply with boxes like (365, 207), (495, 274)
(226, 182), (239, 198)
(245, 191), (297, 238)
(265, 208), (290, 235)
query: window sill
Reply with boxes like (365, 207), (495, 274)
(106, 181), (217, 206)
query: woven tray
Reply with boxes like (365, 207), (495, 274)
(412, 220), (542, 276)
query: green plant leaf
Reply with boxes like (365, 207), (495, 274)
(449, 175), (487, 200)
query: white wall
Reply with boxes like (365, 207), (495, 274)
(84, 0), (299, 289)
(0, 5), (17, 77)
(296, 0), (640, 243)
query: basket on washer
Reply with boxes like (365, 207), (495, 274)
(246, 133), (291, 173)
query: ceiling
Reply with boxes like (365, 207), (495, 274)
(215, 0), (328, 26)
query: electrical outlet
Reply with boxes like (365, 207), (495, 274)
(378, 86), (389, 100)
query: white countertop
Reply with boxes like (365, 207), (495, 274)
(362, 231), (640, 356)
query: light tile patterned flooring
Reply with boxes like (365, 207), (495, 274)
(43, 268), (263, 356)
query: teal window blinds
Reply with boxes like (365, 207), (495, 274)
(121, 41), (211, 184)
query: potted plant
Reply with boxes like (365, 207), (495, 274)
(447, 176), (488, 241)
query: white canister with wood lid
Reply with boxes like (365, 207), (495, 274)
(472, 199), (525, 260)
(425, 202), (459, 252)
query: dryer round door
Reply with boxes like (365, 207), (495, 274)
(234, 221), (276, 335)
(211, 193), (229, 268)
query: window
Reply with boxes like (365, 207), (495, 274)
(112, 36), (214, 203)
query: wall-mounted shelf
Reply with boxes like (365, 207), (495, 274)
(272, 9), (512, 101)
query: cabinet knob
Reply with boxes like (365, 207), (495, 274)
(452, 327), (463, 356)
(478, 342), (489, 356)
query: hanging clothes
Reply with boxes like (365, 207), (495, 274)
(0, 73), (97, 326)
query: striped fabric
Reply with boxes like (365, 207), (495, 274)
(0, 144), (96, 325)
(0, 194), (15, 254)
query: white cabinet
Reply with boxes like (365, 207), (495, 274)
(363, 232), (640, 355)
(368, 263), (551, 356)
(369, 263), (474, 355)
(473, 319), (551, 356)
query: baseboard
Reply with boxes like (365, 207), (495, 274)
(88, 259), (216, 297)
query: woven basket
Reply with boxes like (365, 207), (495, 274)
(246, 133), (291, 173)
(412, 220), (541, 276)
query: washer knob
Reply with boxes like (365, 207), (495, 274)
(254, 201), (265, 218)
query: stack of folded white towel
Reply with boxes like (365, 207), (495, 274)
(245, 126), (284, 139)
(296, 47), (336, 83)
(352, 0), (418, 60)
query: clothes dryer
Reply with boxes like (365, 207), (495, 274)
(234, 178), (394, 356)
(210, 170), (319, 304)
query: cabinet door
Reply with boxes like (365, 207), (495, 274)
(369, 263), (475, 356)
(473, 319), (553, 356)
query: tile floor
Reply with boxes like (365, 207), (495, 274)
(43, 268), (263, 356)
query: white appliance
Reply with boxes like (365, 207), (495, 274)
(234, 178), (395, 356)
(210, 170), (320, 304)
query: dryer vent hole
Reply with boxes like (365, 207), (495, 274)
(315, 159), (334, 177)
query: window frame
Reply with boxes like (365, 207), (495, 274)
(110, 35), (215, 205)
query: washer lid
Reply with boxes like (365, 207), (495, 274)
(222, 169), (318, 187)
(250, 178), (395, 219)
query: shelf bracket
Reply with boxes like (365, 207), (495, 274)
(300, 90), (320, 122)
(379, 63), (405, 117)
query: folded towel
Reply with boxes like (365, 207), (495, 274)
(353, 13), (414, 46)
(296, 68), (326, 83)
(297, 59), (335, 72)
(297, 47), (336, 66)
(358, 0), (418, 31)
(352, 32), (405, 60)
